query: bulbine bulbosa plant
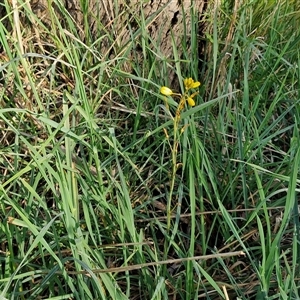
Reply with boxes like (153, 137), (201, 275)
(160, 78), (200, 243)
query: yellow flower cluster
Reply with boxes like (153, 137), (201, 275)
(160, 78), (200, 107)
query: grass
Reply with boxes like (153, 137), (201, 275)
(0, 0), (300, 299)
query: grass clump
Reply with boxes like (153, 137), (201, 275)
(0, 0), (300, 299)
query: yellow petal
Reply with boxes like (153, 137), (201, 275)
(184, 78), (193, 90)
(187, 97), (195, 106)
(160, 86), (173, 96)
(190, 81), (200, 88)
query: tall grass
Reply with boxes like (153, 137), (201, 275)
(0, 0), (299, 299)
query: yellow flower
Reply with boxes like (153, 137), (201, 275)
(160, 86), (173, 96)
(187, 97), (195, 107)
(186, 91), (198, 107)
(184, 78), (201, 90)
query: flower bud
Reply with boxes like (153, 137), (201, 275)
(187, 97), (195, 107)
(160, 86), (173, 96)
